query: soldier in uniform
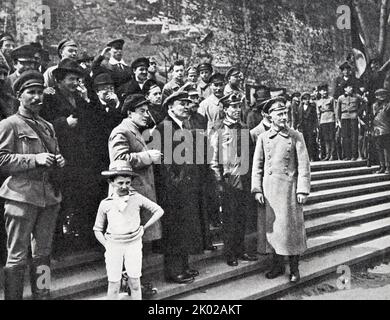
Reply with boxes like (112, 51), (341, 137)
(252, 96), (311, 283)
(197, 62), (213, 100)
(0, 33), (15, 74)
(0, 70), (66, 299)
(250, 99), (273, 144)
(336, 82), (365, 160)
(210, 93), (258, 266)
(162, 60), (185, 102)
(372, 89), (390, 174)
(43, 39), (78, 88)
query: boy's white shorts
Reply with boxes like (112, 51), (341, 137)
(104, 237), (143, 282)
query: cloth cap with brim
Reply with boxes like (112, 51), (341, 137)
(142, 79), (161, 95)
(0, 34), (14, 44)
(197, 63), (213, 73)
(187, 66), (198, 75)
(163, 91), (191, 109)
(13, 70), (44, 94)
(93, 73), (114, 88)
(225, 67), (241, 80)
(375, 88), (390, 96)
(11, 45), (39, 62)
(122, 94), (149, 114)
(339, 61), (352, 71)
(57, 39), (78, 58)
(180, 83), (199, 95)
(131, 57), (150, 71)
(53, 58), (85, 81)
(263, 96), (287, 114)
(101, 160), (138, 177)
(220, 92), (243, 108)
(107, 39), (124, 50)
(208, 73), (225, 84)
(0, 62), (9, 74)
(317, 84), (329, 92)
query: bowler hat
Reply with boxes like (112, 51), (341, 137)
(57, 39), (78, 58)
(197, 63), (213, 73)
(131, 57), (150, 71)
(10, 45), (39, 63)
(93, 73), (114, 88)
(142, 79), (161, 95)
(208, 73), (225, 84)
(13, 70), (44, 94)
(101, 160), (138, 177)
(107, 39), (124, 50)
(339, 61), (352, 71)
(122, 94), (149, 114)
(262, 96), (287, 114)
(163, 91), (191, 109)
(53, 58), (85, 81)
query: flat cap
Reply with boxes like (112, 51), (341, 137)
(262, 96), (287, 114)
(197, 63), (213, 73)
(57, 39), (78, 58)
(10, 45), (39, 62)
(93, 73), (114, 88)
(13, 70), (44, 94)
(142, 79), (161, 95)
(122, 94), (149, 114)
(163, 91), (191, 109)
(208, 72), (225, 84)
(131, 57), (150, 71)
(107, 39), (124, 50)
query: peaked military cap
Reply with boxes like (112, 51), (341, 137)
(225, 67), (241, 80)
(317, 84), (329, 92)
(220, 92), (243, 108)
(163, 91), (191, 109)
(122, 94), (149, 114)
(374, 88), (390, 96)
(13, 70), (44, 94)
(107, 39), (125, 50)
(208, 73), (225, 84)
(10, 45), (39, 62)
(131, 57), (150, 71)
(187, 66), (198, 75)
(57, 39), (78, 58)
(262, 96), (287, 114)
(142, 79), (161, 95)
(197, 62), (213, 73)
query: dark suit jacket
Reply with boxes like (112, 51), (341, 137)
(117, 79), (143, 103)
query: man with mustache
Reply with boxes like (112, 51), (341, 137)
(252, 96), (311, 283)
(0, 70), (65, 299)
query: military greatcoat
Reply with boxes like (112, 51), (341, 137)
(251, 126), (311, 256)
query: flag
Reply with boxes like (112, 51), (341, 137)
(350, 0), (368, 78)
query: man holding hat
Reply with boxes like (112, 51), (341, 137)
(154, 91), (203, 284)
(43, 39), (78, 88)
(117, 57), (150, 102)
(197, 62), (213, 100)
(6, 44), (40, 91)
(252, 96), (311, 283)
(0, 33), (15, 74)
(210, 92), (258, 266)
(198, 73), (225, 132)
(0, 70), (66, 299)
(372, 88), (390, 174)
(246, 85), (271, 130)
(162, 60), (185, 102)
(143, 78), (166, 128)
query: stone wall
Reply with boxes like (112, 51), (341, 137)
(4, 0), (382, 92)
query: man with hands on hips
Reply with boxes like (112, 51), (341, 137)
(252, 96), (311, 284)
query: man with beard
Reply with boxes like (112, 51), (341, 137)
(43, 39), (78, 88)
(41, 58), (97, 254)
(154, 91), (203, 284)
(252, 96), (310, 283)
(162, 60), (185, 102)
(0, 33), (15, 74)
(197, 63), (213, 100)
(118, 57), (149, 102)
(143, 78), (166, 128)
(0, 71), (65, 299)
(198, 73), (225, 132)
(6, 45), (40, 92)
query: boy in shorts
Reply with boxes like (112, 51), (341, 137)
(93, 160), (164, 300)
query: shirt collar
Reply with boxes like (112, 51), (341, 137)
(168, 110), (184, 129)
(109, 57), (128, 66)
(268, 125), (290, 138)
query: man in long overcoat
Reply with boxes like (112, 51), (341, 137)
(154, 91), (203, 284)
(252, 96), (311, 283)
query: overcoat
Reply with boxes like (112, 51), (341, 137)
(154, 116), (203, 255)
(108, 118), (162, 242)
(251, 126), (311, 256)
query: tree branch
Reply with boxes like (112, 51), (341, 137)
(378, 0), (389, 61)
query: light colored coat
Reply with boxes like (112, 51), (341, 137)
(251, 126), (311, 255)
(108, 118), (161, 242)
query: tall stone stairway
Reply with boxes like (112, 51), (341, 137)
(1, 160), (390, 300)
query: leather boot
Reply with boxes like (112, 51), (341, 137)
(376, 163), (386, 174)
(30, 256), (51, 300)
(4, 265), (26, 300)
(265, 254), (285, 279)
(289, 255), (301, 283)
(385, 163), (390, 175)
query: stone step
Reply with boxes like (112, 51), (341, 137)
(311, 166), (379, 181)
(306, 203), (390, 235)
(304, 190), (390, 219)
(307, 181), (390, 204)
(310, 160), (367, 172)
(175, 234), (390, 300)
(311, 173), (390, 192)
(56, 215), (390, 300)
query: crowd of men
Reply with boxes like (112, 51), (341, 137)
(0, 32), (389, 300)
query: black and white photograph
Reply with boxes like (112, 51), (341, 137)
(1, 0), (390, 304)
